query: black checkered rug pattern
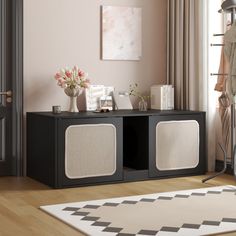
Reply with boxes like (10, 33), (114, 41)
(41, 185), (236, 236)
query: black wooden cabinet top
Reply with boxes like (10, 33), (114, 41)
(27, 109), (205, 119)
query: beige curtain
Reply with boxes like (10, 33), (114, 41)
(167, 0), (205, 110)
(167, 0), (211, 170)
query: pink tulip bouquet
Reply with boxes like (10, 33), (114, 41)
(54, 66), (90, 90)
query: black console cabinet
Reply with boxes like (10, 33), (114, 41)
(27, 110), (206, 188)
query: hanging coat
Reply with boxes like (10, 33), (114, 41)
(219, 92), (231, 152)
(224, 22), (236, 97)
(214, 47), (229, 92)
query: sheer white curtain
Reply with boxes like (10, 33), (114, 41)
(167, 0), (211, 169)
(208, 0), (226, 170)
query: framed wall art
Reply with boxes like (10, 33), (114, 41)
(102, 6), (142, 61)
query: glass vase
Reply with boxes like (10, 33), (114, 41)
(139, 99), (148, 111)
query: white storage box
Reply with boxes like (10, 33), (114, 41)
(151, 85), (174, 110)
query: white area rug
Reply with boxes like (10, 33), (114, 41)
(40, 185), (236, 236)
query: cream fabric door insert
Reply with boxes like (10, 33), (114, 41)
(65, 124), (117, 179)
(156, 120), (199, 171)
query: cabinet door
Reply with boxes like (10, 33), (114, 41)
(57, 117), (123, 187)
(149, 113), (206, 178)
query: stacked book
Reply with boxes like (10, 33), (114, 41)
(151, 85), (174, 110)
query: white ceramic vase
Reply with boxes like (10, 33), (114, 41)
(64, 87), (82, 112)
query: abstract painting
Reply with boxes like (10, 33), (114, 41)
(102, 6), (142, 61)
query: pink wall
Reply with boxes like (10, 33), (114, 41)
(24, 0), (167, 112)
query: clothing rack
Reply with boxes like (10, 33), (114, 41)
(210, 43), (225, 46)
(213, 33), (225, 36)
(202, 0), (236, 183)
(210, 73), (228, 76)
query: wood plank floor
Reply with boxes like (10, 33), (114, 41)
(0, 174), (235, 236)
